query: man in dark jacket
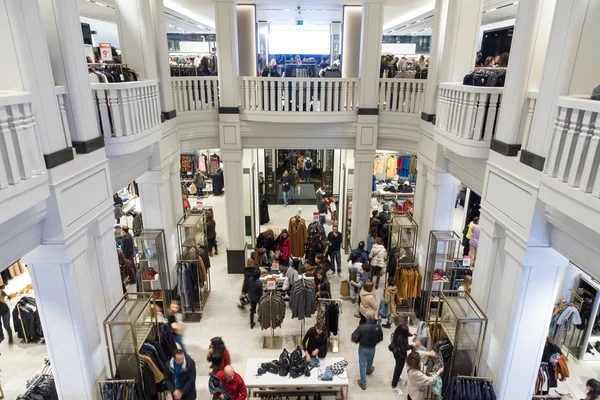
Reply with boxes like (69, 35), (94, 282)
(247, 270), (263, 329)
(120, 226), (136, 283)
(348, 241), (369, 264)
(327, 225), (343, 275)
(351, 311), (383, 390)
(165, 349), (197, 400)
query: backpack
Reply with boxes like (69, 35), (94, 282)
(278, 349), (290, 376)
(305, 159), (313, 170)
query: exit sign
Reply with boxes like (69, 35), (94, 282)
(296, 20), (304, 25)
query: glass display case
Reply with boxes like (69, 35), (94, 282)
(433, 290), (488, 377)
(103, 293), (157, 380)
(387, 213), (418, 262)
(177, 212), (207, 259)
(420, 230), (462, 321)
(134, 229), (170, 306)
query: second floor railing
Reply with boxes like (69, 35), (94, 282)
(436, 83), (503, 141)
(240, 77), (359, 113)
(91, 80), (161, 138)
(55, 86), (73, 149)
(520, 90), (538, 151)
(0, 91), (45, 190)
(378, 79), (426, 114)
(544, 96), (600, 197)
(172, 76), (219, 112)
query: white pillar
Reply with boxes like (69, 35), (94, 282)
(115, 0), (159, 80)
(341, 6), (362, 78)
(438, 0), (484, 83)
(421, 0), (450, 120)
(6, 0), (73, 162)
(351, 149), (375, 246)
(485, 240), (567, 399)
(214, 0), (240, 108)
(40, 0), (102, 148)
(493, 0), (556, 149)
(358, 0), (384, 108)
(93, 208), (125, 310)
(522, 0), (590, 168)
(222, 148), (245, 250)
(237, 5), (257, 77)
(149, 0), (176, 117)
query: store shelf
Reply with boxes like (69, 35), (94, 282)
(440, 322), (478, 351)
(182, 237), (196, 248)
(113, 323), (154, 354)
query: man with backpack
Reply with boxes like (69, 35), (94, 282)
(303, 156), (314, 183)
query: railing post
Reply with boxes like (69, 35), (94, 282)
(113, 88), (127, 137)
(567, 110), (593, 188)
(556, 108), (582, 182)
(0, 106), (22, 186)
(580, 115), (600, 193)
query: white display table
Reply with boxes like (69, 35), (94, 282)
(244, 357), (349, 399)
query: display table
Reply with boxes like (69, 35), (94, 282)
(244, 357), (349, 399)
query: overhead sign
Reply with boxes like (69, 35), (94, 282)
(99, 43), (113, 61)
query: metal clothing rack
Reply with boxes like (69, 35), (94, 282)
(262, 286), (283, 350)
(318, 298), (343, 353)
(98, 379), (135, 398)
(20, 358), (53, 398)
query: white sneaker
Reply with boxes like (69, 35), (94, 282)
(392, 387), (403, 395)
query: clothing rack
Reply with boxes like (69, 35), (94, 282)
(16, 303), (29, 344)
(263, 285), (283, 349)
(456, 376), (493, 381)
(19, 359), (56, 399)
(98, 379), (136, 400)
(318, 298), (343, 353)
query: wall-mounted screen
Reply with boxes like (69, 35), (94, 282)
(269, 27), (331, 55)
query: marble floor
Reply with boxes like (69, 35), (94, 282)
(0, 193), (593, 399)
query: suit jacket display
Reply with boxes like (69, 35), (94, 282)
(289, 278), (317, 320)
(288, 216), (308, 258)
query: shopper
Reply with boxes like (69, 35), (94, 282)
(459, 275), (473, 294)
(484, 56), (494, 68)
(383, 282), (399, 329)
(303, 322), (329, 361)
(387, 326), (411, 396)
(327, 225), (343, 275)
(289, 166), (299, 203)
(194, 170), (206, 197)
(348, 254), (364, 303)
(370, 211), (381, 231)
(367, 228), (378, 252)
(406, 352), (443, 400)
(0, 286), (13, 345)
(316, 185), (326, 206)
(168, 300), (186, 352)
(275, 230), (292, 266)
(469, 223), (480, 267)
(215, 365), (247, 400)
(247, 269), (262, 329)
(315, 253), (332, 277)
(463, 216), (479, 256)
(498, 52), (510, 68)
(258, 172), (265, 196)
(586, 379), (600, 400)
(351, 311), (384, 390)
(369, 237), (388, 289)
(207, 212), (218, 256)
(315, 272), (331, 299)
(303, 155), (314, 183)
(165, 349), (197, 400)
(351, 263), (372, 311)
(359, 281), (378, 324)
(239, 259), (260, 307)
(256, 229), (276, 260)
(281, 170), (291, 206)
(348, 241), (369, 264)
(207, 337), (231, 374)
(286, 258), (301, 287)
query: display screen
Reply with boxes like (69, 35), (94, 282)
(269, 29), (331, 55)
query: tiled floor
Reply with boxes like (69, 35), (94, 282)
(0, 193), (594, 399)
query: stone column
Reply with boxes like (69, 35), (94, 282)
(351, 148), (376, 247)
(6, 0), (74, 167)
(491, 0), (556, 154)
(149, 0), (176, 119)
(341, 6), (362, 78)
(358, 0), (384, 108)
(214, 0), (240, 108)
(421, 0), (450, 122)
(40, 0), (103, 152)
(437, 0), (485, 83)
(237, 4), (257, 77)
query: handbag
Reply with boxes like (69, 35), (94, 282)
(340, 280), (350, 297)
(278, 349), (290, 376)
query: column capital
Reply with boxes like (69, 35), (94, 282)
(221, 148), (243, 162)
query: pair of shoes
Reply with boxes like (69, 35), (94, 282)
(375, 285), (379, 290)
(382, 323), (392, 329)
(337, 272), (342, 277)
(327, 270), (335, 275)
(215, 249), (218, 255)
(357, 380), (366, 390)
(367, 366), (375, 375)
(208, 252), (213, 257)
(250, 322), (255, 329)
(284, 203), (288, 206)
(391, 387), (404, 395)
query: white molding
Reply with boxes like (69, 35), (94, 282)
(104, 125), (162, 157)
(240, 111), (358, 124)
(434, 125), (491, 159)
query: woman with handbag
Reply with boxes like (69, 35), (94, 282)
(275, 229), (292, 266)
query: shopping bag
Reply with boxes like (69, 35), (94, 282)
(297, 185), (301, 195)
(340, 280), (350, 296)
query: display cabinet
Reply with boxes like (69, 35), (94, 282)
(103, 293), (157, 380)
(420, 230), (462, 321)
(432, 290), (488, 377)
(387, 213), (418, 262)
(134, 229), (170, 306)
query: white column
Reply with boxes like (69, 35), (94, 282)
(523, 0), (590, 163)
(214, 0), (240, 108)
(493, 0), (555, 147)
(237, 5), (257, 77)
(341, 6), (362, 78)
(486, 240), (567, 399)
(93, 208), (125, 310)
(40, 0), (101, 146)
(438, 0), (484, 83)
(149, 0), (176, 116)
(411, 159), (428, 230)
(358, 0), (384, 108)
(115, 0), (159, 80)
(6, 0), (72, 158)
(222, 148), (245, 250)
(421, 0), (450, 119)
(351, 149), (376, 246)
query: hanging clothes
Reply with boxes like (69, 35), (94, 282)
(393, 267), (422, 299)
(289, 278), (317, 320)
(12, 296), (44, 341)
(258, 291), (286, 329)
(209, 154), (220, 174)
(177, 262), (200, 309)
(288, 215), (308, 258)
(385, 155), (397, 178)
(373, 155), (383, 174)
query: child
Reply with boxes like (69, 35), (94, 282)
(383, 282), (399, 329)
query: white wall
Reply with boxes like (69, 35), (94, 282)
(569, 2), (600, 96)
(80, 16), (120, 49)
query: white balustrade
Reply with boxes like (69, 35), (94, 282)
(171, 77), (219, 112)
(377, 79), (426, 114)
(544, 96), (600, 197)
(239, 77), (359, 112)
(520, 90), (538, 150)
(0, 91), (46, 190)
(91, 80), (161, 138)
(435, 83), (503, 141)
(54, 86), (73, 149)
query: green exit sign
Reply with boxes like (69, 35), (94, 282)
(296, 20), (304, 25)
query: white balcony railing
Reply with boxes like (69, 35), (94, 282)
(0, 91), (45, 190)
(544, 96), (600, 197)
(91, 80), (161, 138)
(54, 86), (73, 148)
(378, 79), (426, 114)
(172, 77), (219, 112)
(436, 83), (503, 141)
(520, 90), (538, 151)
(240, 77), (359, 113)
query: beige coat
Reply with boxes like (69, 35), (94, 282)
(384, 285), (398, 314)
(359, 289), (378, 317)
(407, 368), (438, 400)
